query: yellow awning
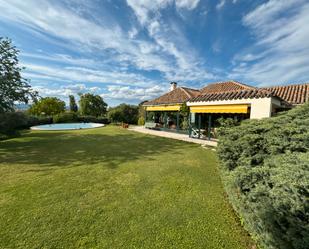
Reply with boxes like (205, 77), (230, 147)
(190, 104), (249, 114)
(145, 105), (181, 111)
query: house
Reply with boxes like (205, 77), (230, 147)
(143, 81), (309, 139)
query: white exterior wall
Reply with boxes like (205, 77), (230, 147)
(187, 97), (282, 119)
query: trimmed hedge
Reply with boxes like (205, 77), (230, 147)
(0, 112), (110, 140)
(53, 112), (78, 123)
(77, 115), (109, 124)
(53, 113), (110, 124)
(217, 103), (309, 249)
(0, 112), (52, 139)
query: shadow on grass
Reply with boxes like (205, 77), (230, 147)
(0, 129), (192, 170)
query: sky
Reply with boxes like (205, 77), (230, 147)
(1, 0), (309, 106)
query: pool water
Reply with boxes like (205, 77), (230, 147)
(31, 123), (104, 131)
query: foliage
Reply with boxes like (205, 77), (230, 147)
(0, 112), (52, 140)
(53, 112), (78, 123)
(180, 102), (190, 116)
(53, 112), (110, 124)
(138, 100), (147, 120)
(179, 102), (190, 130)
(216, 118), (240, 136)
(77, 115), (109, 124)
(181, 116), (189, 130)
(0, 112), (28, 139)
(69, 95), (78, 112)
(0, 37), (37, 113)
(217, 103), (309, 249)
(27, 115), (53, 126)
(137, 116), (145, 126)
(0, 126), (253, 249)
(79, 93), (107, 117)
(108, 103), (139, 124)
(28, 97), (65, 116)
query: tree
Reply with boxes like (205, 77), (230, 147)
(28, 97), (65, 116)
(108, 103), (139, 124)
(79, 93), (107, 117)
(0, 37), (37, 113)
(138, 100), (148, 119)
(69, 95), (78, 112)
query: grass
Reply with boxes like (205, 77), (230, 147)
(0, 126), (253, 248)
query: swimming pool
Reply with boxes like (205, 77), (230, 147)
(30, 123), (104, 131)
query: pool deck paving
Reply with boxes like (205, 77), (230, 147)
(128, 126), (218, 147)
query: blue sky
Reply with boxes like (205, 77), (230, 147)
(1, 0), (309, 106)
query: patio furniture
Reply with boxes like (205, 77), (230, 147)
(191, 128), (206, 139)
(145, 122), (157, 129)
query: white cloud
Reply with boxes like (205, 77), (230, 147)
(126, 0), (172, 25)
(0, 0), (125, 51)
(175, 0), (200, 10)
(102, 85), (166, 101)
(128, 27), (138, 39)
(1, 0), (215, 103)
(126, 0), (214, 81)
(230, 0), (309, 85)
(0, 0), (181, 82)
(22, 63), (154, 87)
(33, 83), (100, 99)
(20, 52), (97, 67)
(216, 0), (226, 10)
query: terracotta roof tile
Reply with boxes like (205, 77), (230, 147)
(144, 81), (309, 106)
(189, 89), (274, 102)
(261, 83), (309, 105)
(200, 80), (255, 94)
(143, 87), (200, 105)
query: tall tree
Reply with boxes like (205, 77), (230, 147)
(138, 100), (148, 119)
(28, 97), (65, 116)
(79, 93), (107, 117)
(69, 95), (78, 112)
(0, 37), (37, 113)
(108, 103), (139, 124)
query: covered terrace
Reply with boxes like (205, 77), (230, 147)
(142, 82), (200, 134)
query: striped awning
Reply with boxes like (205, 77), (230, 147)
(190, 104), (249, 114)
(145, 105), (181, 111)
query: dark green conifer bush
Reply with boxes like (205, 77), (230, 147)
(218, 103), (309, 249)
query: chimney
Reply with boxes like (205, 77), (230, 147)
(170, 82), (177, 91)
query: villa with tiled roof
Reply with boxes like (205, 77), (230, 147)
(144, 82), (200, 109)
(142, 81), (309, 139)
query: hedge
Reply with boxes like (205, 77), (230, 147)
(0, 112), (52, 139)
(53, 112), (78, 123)
(0, 112), (110, 140)
(217, 103), (309, 249)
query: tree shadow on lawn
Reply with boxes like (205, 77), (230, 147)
(0, 130), (193, 170)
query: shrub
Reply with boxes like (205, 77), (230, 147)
(108, 104), (138, 124)
(217, 103), (309, 249)
(0, 112), (54, 140)
(53, 112), (78, 123)
(181, 116), (189, 130)
(0, 112), (28, 139)
(26, 115), (53, 127)
(137, 116), (145, 126)
(77, 115), (109, 124)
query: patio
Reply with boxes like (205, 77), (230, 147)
(129, 126), (218, 147)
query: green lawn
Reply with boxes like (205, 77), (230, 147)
(0, 126), (252, 249)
